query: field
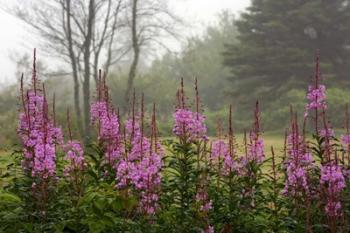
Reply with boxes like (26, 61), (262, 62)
(1, 54), (348, 233)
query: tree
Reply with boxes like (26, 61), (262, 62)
(12, 0), (127, 140)
(223, 0), (350, 104)
(144, 11), (239, 111)
(124, 0), (182, 106)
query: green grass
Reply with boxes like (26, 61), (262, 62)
(0, 150), (11, 169)
(0, 150), (13, 187)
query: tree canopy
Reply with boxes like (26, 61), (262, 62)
(224, 0), (350, 103)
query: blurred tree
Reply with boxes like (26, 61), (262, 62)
(223, 0), (350, 105)
(145, 11), (238, 111)
(12, 0), (127, 141)
(11, 0), (181, 136)
(124, 0), (182, 107)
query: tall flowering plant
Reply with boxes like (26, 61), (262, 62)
(303, 53), (346, 232)
(282, 111), (314, 231)
(245, 101), (265, 164)
(117, 100), (163, 215)
(17, 50), (63, 220)
(90, 76), (163, 217)
(90, 72), (122, 172)
(161, 78), (210, 232)
(304, 52), (327, 136)
(318, 117), (346, 232)
(283, 111), (314, 196)
(172, 79), (208, 143)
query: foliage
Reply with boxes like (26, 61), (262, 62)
(4, 15), (350, 231)
(223, 0), (350, 106)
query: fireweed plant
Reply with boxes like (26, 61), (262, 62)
(16, 50), (63, 225)
(3, 51), (350, 232)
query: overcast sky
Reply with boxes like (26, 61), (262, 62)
(0, 0), (250, 86)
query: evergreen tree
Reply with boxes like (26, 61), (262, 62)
(224, 0), (350, 103)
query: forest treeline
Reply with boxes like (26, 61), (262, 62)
(1, 0), (350, 148)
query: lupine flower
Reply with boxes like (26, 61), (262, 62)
(320, 163), (345, 217)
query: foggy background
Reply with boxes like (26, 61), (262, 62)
(1, 0), (350, 148)
(0, 0), (249, 85)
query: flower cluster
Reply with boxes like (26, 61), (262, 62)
(63, 140), (85, 177)
(341, 134), (350, 152)
(283, 120), (314, 196)
(211, 139), (237, 175)
(305, 84), (327, 113)
(91, 100), (121, 167)
(91, 77), (163, 215)
(196, 190), (213, 213)
(173, 108), (208, 142)
(18, 82), (63, 180)
(118, 117), (163, 215)
(137, 151), (163, 215)
(304, 54), (327, 120)
(246, 132), (265, 164)
(319, 126), (335, 138)
(320, 164), (345, 218)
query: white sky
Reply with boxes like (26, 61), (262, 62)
(0, 0), (250, 86)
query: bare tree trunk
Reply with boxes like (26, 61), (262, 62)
(83, 0), (95, 142)
(93, 0), (112, 84)
(65, 0), (84, 137)
(105, 0), (124, 77)
(125, 0), (140, 107)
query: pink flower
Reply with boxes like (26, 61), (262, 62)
(305, 84), (327, 114)
(341, 134), (350, 152)
(18, 90), (63, 180)
(319, 127), (335, 138)
(211, 139), (239, 175)
(246, 132), (265, 164)
(63, 140), (85, 177)
(173, 108), (208, 142)
(283, 125), (314, 196)
(196, 177), (212, 215)
(320, 164), (345, 218)
(90, 101), (121, 167)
